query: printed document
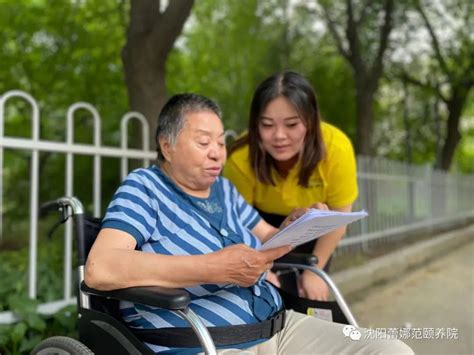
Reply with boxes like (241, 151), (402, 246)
(260, 209), (368, 250)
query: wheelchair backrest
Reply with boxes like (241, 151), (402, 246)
(83, 216), (102, 258)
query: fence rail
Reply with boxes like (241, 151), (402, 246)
(1, 90), (473, 324)
(343, 156), (474, 253)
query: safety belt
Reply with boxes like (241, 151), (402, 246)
(132, 309), (285, 347)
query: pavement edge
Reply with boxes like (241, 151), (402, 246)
(332, 224), (474, 297)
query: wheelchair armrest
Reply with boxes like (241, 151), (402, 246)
(273, 253), (318, 268)
(81, 282), (191, 310)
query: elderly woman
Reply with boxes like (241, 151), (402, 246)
(85, 94), (413, 354)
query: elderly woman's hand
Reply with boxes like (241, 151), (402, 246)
(212, 244), (291, 287)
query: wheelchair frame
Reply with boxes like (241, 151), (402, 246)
(33, 196), (358, 355)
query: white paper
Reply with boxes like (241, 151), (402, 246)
(260, 209), (368, 250)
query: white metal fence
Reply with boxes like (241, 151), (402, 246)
(0, 90), (473, 324)
(339, 156), (474, 253)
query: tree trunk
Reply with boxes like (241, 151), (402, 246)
(122, 0), (194, 148)
(437, 87), (469, 170)
(354, 82), (376, 155)
(122, 48), (168, 146)
(320, 0), (394, 156)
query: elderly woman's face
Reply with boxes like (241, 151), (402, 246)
(163, 111), (226, 195)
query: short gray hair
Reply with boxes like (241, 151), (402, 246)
(155, 93), (222, 163)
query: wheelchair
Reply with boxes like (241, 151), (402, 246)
(32, 197), (358, 355)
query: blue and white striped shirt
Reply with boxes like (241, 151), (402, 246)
(102, 165), (283, 353)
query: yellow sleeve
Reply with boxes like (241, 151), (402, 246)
(222, 152), (255, 205)
(325, 136), (358, 208)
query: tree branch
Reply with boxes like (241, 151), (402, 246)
(371, 0), (394, 83)
(415, 0), (452, 80)
(344, 0), (366, 74)
(319, 2), (351, 62)
(355, 0), (371, 26)
(398, 70), (449, 103)
(152, 0), (194, 56)
(128, 0), (160, 35)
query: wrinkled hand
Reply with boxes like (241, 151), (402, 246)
(213, 244), (291, 287)
(298, 270), (330, 301)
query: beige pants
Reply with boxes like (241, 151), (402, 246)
(215, 310), (414, 355)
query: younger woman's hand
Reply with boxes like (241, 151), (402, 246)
(298, 270), (330, 301)
(280, 208), (308, 229)
(280, 202), (329, 229)
(309, 202), (329, 211)
(265, 271), (281, 288)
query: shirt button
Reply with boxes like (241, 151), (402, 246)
(220, 229), (228, 237)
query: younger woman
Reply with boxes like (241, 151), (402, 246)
(224, 71), (358, 301)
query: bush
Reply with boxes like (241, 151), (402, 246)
(0, 304), (77, 355)
(0, 227), (77, 354)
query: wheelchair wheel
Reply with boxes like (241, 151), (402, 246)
(31, 336), (93, 355)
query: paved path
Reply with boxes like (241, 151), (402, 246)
(350, 240), (474, 355)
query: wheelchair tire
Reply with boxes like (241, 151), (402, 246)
(31, 336), (93, 355)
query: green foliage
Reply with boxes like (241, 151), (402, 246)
(455, 140), (474, 173)
(454, 95), (474, 173)
(385, 0), (473, 169)
(0, 221), (66, 310)
(288, 31), (357, 139)
(167, 0), (358, 138)
(0, 1), (472, 352)
(0, 305), (77, 355)
(0, 0), (130, 232)
(0, 228), (77, 354)
(167, 0), (281, 132)
(0, 0), (471, 184)
(0, 0), (128, 132)
(373, 77), (446, 164)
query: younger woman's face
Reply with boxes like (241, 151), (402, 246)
(258, 96), (307, 163)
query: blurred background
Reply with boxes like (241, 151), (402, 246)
(0, 0), (472, 353)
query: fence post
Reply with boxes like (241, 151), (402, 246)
(357, 156), (370, 253)
(65, 103), (102, 300)
(120, 112), (150, 180)
(0, 90), (40, 298)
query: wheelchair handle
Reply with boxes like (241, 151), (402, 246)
(40, 197), (85, 216)
(55, 197), (87, 266)
(56, 196), (85, 215)
(39, 200), (62, 217)
(40, 197), (87, 265)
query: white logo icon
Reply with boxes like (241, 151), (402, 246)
(343, 324), (362, 341)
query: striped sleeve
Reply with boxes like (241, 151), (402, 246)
(228, 182), (261, 230)
(102, 170), (157, 247)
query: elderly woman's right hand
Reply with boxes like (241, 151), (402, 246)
(212, 244), (291, 287)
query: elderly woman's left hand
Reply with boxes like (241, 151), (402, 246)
(211, 244), (292, 287)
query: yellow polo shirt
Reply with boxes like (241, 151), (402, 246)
(223, 122), (358, 215)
